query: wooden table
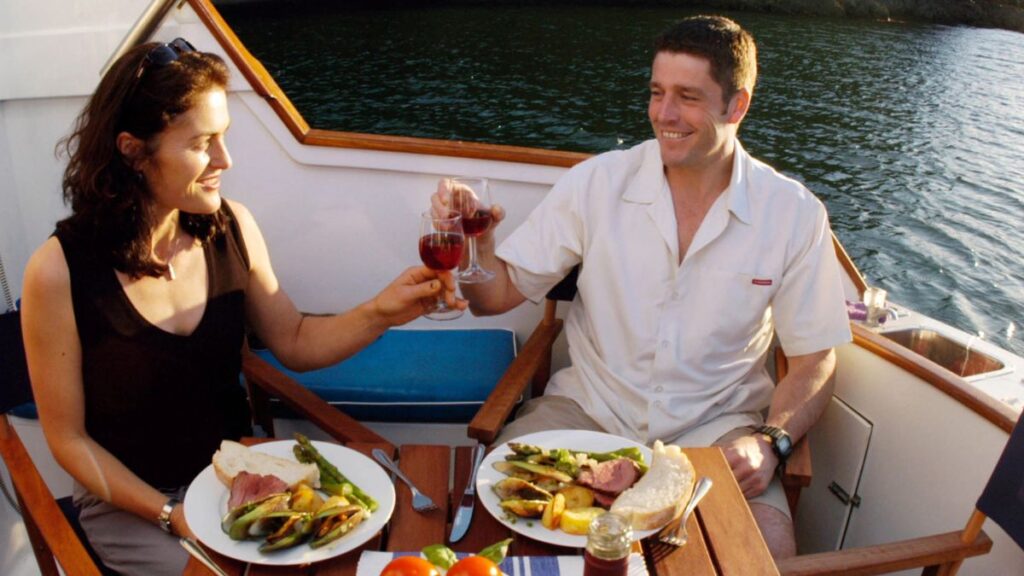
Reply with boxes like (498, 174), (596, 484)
(184, 443), (778, 576)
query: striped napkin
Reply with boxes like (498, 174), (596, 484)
(356, 551), (648, 576)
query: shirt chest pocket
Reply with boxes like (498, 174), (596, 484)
(679, 267), (778, 343)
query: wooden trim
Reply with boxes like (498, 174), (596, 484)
(303, 129), (590, 167)
(832, 232), (867, 297)
(851, 323), (1017, 433)
(0, 416), (103, 576)
(188, 0), (308, 141)
(187, 0), (589, 168)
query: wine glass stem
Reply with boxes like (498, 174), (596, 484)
(467, 236), (479, 270)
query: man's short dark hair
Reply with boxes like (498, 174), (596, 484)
(653, 15), (757, 103)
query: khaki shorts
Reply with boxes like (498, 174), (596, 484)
(495, 395), (791, 519)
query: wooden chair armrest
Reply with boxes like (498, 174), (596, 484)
(241, 350), (395, 452)
(776, 530), (993, 576)
(780, 434), (811, 516)
(782, 434), (812, 486)
(0, 416), (103, 576)
(468, 317), (564, 444)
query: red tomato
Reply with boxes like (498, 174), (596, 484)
(447, 555), (501, 576)
(381, 556), (440, 576)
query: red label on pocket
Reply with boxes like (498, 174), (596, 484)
(752, 278), (773, 286)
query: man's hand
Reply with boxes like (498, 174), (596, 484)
(722, 434), (778, 499)
(372, 265), (467, 326)
(432, 178), (505, 241)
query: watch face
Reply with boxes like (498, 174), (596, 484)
(776, 435), (793, 457)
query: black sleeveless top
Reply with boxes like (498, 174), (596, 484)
(56, 204), (253, 489)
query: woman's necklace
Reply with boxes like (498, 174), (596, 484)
(160, 234), (190, 281)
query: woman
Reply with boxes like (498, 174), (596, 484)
(20, 38), (463, 574)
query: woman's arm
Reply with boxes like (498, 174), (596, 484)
(229, 200), (463, 371)
(21, 238), (193, 537)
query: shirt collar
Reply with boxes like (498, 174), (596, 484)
(622, 138), (753, 226)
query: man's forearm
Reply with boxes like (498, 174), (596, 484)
(459, 234), (526, 315)
(765, 348), (836, 442)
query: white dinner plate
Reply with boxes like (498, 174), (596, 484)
(476, 430), (658, 548)
(184, 440), (395, 566)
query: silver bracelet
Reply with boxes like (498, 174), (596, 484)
(157, 498), (179, 534)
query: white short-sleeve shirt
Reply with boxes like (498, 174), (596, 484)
(497, 139), (852, 445)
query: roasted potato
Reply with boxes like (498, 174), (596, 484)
(559, 507), (605, 535)
(556, 485), (595, 510)
(541, 493), (566, 530)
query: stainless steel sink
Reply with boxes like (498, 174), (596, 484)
(881, 328), (1005, 378)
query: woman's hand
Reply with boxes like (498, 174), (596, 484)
(170, 502), (197, 540)
(373, 265), (468, 326)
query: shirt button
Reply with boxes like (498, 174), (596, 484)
(661, 341), (669, 349)
(654, 400), (662, 407)
(673, 291), (681, 300)
(655, 385), (664, 393)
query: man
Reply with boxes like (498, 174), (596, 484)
(435, 15), (851, 558)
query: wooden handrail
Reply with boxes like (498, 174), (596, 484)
(187, 0), (588, 168)
(833, 233), (868, 296)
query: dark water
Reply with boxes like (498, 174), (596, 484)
(219, 4), (1024, 357)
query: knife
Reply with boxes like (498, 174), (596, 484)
(450, 443), (486, 543)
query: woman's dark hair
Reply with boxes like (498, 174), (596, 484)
(56, 41), (230, 278)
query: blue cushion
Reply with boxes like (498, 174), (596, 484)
(252, 329), (518, 423)
(10, 402), (38, 419)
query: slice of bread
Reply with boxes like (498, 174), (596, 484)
(610, 440), (695, 530)
(212, 440), (320, 489)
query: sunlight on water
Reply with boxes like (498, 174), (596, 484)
(219, 4), (1024, 356)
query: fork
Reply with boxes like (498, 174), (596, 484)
(372, 448), (438, 512)
(180, 537), (231, 576)
(659, 476), (713, 546)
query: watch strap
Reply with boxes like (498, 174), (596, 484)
(754, 425), (792, 462)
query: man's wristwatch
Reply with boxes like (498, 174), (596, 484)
(157, 498), (179, 534)
(754, 425), (794, 463)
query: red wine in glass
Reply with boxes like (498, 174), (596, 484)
(450, 177), (495, 283)
(419, 211), (465, 321)
(461, 210), (493, 237)
(419, 232), (464, 270)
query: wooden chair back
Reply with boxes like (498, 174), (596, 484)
(0, 310), (106, 576)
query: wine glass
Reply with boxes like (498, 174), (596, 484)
(449, 177), (495, 284)
(419, 210), (465, 321)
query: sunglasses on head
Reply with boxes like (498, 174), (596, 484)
(125, 38), (197, 102)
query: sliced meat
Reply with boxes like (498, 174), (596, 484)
(228, 471), (289, 511)
(576, 458), (639, 495)
(592, 490), (617, 508)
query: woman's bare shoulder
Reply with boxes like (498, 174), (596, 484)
(23, 237), (71, 297)
(224, 198), (256, 227)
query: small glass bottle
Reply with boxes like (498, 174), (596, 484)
(584, 512), (633, 576)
